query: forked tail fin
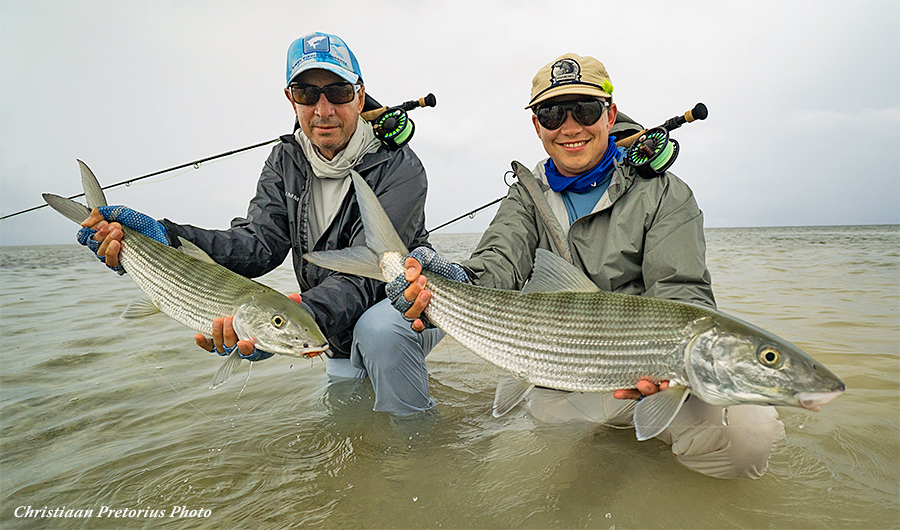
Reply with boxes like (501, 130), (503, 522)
(79, 159), (108, 209)
(304, 171), (409, 281)
(42, 193), (90, 224)
(42, 160), (108, 224)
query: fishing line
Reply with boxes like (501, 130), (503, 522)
(133, 346), (215, 422)
(95, 294), (218, 422)
(237, 362), (253, 401)
(87, 271), (218, 422)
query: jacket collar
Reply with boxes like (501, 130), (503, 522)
(280, 131), (392, 177)
(534, 157), (638, 222)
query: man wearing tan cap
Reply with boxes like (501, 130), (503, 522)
(393, 53), (784, 479)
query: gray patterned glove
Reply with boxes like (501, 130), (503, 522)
(385, 247), (470, 329)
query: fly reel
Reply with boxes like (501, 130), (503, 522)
(362, 93), (436, 150)
(625, 127), (680, 176)
(619, 102), (707, 177)
(371, 107), (415, 149)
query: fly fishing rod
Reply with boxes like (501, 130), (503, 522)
(1, 93), (438, 221)
(0, 139), (280, 221)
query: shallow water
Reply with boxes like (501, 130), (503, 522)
(1, 225), (898, 529)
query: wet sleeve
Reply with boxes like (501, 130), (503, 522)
(659, 399), (784, 479)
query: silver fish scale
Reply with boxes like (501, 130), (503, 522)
(119, 226), (270, 335)
(423, 275), (709, 392)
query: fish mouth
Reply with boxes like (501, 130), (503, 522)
(264, 344), (329, 359)
(797, 390), (844, 411)
(301, 346), (329, 359)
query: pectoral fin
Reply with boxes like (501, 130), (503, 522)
(120, 294), (161, 319)
(492, 376), (535, 417)
(209, 351), (242, 389)
(633, 386), (690, 441)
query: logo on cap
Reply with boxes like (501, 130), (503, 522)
(304, 35), (330, 54)
(550, 58), (581, 86)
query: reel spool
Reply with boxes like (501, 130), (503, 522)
(625, 127), (680, 176)
(371, 107), (415, 149)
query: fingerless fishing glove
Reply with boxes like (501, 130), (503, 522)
(211, 343), (274, 362)
(77, 205), (168, 274)
(386, 246), (470, 329)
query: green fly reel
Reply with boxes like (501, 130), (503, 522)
(371, 107), (415, 150)
(364, 94), (436, 150)
(625, 127), (680, 176)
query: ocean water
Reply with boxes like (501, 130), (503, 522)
(0, 225), (897, 529)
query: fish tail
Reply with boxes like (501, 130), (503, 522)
(78, 160), (108, 209)
(304, 172), (408, 282)
(41, 160), (109, 224)
(42, 193), (91, 224)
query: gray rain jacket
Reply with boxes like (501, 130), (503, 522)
(461, 114), (716, 309)
(160, 133), (431, 358)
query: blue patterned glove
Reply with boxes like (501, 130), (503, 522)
(77, 205), (167, 274)
(211, 343), (274, 362)
(385, 247), (470, 329)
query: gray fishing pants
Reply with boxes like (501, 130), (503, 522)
(325, 298), (445, 416)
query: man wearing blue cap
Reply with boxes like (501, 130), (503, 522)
(80, 33), (444, 415)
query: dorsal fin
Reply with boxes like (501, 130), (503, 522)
(521, 249), (601, 294)
(176, 237), (216, 264)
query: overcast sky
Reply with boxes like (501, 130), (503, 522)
(1, 0), (898, 246)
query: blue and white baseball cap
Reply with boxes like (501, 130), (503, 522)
(285, 33), (363, 87)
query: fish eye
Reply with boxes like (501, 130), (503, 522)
(303, 343), (309, 348)
(271, 314), (286, 328)
(758, 346), (782, 368)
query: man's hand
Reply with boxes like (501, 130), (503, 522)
(194, 293), (303, 360)
(400, 256), (432, 332)
(80, 208), (125, 269)
(386, 247), (470, 332)
(79, 206), (168, 271)
(613, 378), (670, 400)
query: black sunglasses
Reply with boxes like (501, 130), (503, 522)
(288, 82), (360, 105)
(536, 98), (610, 130)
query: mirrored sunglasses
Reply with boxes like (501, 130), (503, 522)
(536, 99), (609, 130)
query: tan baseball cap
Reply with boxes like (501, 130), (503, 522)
(526, 53), (614, 109)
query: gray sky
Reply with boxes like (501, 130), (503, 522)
(1, 0), (898, 246)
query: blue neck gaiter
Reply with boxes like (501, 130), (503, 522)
(544, 136), (622, 194)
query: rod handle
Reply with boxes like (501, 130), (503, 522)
(361, 93), (437, 122)
(616, 103), (708, 148)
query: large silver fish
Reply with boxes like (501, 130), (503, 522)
(305, 171), (845, 440)
(43, 160), (328, 388)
